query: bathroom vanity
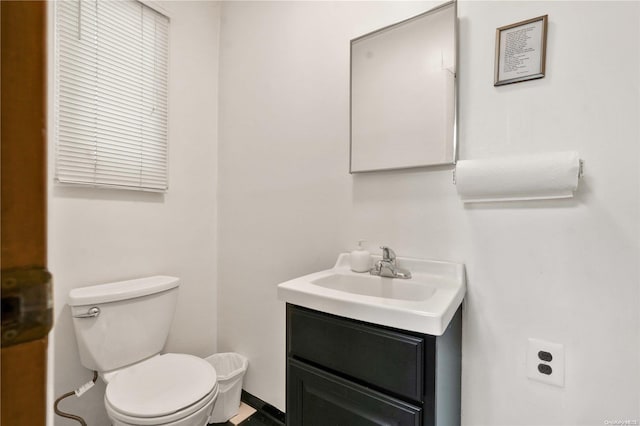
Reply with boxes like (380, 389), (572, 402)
(286, 304), (461, 426)
(277, 253), (465, 425)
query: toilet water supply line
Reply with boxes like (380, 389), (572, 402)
(54, 370), (98, 426)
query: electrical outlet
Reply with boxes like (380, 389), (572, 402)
(527, 338), (565, 387)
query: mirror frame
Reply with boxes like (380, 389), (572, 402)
(349, 1), (458, 173)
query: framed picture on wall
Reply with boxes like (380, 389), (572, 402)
(494, 15), (548, 86)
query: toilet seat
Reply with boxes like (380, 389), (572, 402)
(106, 386), (218, 426)
(105, 353), (218, 425)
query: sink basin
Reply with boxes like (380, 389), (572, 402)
(277, 253), (465, 336)
(311, 274), (436, 301)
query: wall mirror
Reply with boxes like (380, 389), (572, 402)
(350, 1), (457, 173)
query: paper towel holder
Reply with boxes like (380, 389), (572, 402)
(452, 158), (584, 185)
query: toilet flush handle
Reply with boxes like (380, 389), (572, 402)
(73, 307), (100, 318)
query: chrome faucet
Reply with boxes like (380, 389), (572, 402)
(370, 246), (412, 279)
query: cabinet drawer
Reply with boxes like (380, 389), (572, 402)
(288, 359), (422, 426)
(287, 305), (427, 402)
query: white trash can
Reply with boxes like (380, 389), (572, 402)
(205, 353), (249, 423)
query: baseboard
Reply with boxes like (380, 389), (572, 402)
(241, 390), (286, 425)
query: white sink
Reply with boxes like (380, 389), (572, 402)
(311, 274), (437, 301)
(277, 253), (465, 336)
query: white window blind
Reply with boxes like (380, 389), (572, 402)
(55, 0), (169, 191)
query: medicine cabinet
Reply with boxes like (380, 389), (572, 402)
(350, 1), (457, 173)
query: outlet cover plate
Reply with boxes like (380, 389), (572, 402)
(527, 338), (565, 387)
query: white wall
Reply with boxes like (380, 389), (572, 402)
(48, 2), (221, 425)
(217, 1), (640, 424)
(217, 0), (444, 411)
(459, 3), (638, 424)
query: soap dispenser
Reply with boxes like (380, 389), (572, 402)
(350, 240), (372, 273)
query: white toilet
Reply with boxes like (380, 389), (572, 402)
(68, 276), (218, 426)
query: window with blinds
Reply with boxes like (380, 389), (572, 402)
(55, 0), (169, 191)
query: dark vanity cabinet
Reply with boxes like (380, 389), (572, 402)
(286, 304), (461, 426)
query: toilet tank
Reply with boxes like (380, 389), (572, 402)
(68, 276), (180, 373)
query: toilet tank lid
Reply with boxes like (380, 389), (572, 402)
(68, 276), (180, 306)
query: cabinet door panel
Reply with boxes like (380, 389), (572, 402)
(288, 305), (428, 402)
(288, 359), (421, 426)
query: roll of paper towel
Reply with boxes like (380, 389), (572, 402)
(455, 151), (581, 203)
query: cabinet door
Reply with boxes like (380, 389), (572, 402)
(288, 359), (421, 426)
(288, 304), (429, 402)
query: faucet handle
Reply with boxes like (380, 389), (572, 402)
(380, 246), (396, 262)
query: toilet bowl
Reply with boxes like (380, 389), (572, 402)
(104, 353), (218, 426)
(68, 276), (218, 426)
